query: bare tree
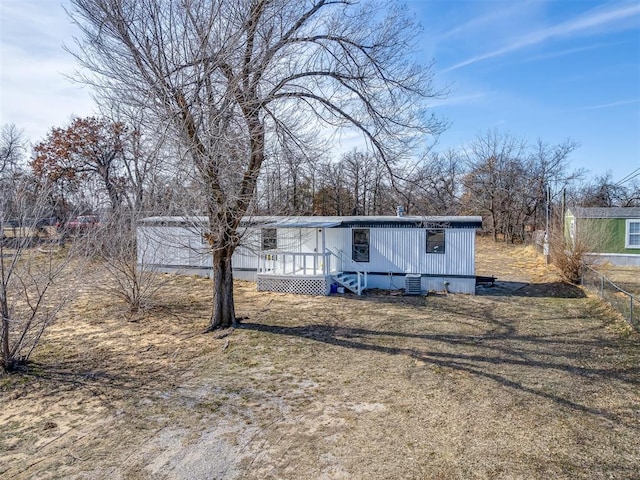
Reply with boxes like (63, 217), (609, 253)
(98, 102), (176, 212)
(575, 173), (640, 208)
(89, 209), (167, 314)
(0, 124), (24, 179)
(1, 129), (78, 373)
(256, 143), (317, 215)
(392, 149), (462, 216)
(0, 124), (27, 230)
(523, 139), (581, 234)
(461, 130), (527, 241)
(68, 0), (442, 329)
(461, 131), (580, 243)
(316, 162), (346, 215)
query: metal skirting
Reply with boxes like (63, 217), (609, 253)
(257, 275), (331, 296)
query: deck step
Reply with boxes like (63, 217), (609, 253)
(332, 271), (365, 295)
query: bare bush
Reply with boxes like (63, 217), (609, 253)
(89, 211), (166, 315)
(1, 182), (79, 373)
(550, 230), (586, 284)
(550, 209), (609, 284)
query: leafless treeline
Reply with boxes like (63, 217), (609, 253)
(7, 118), (640, 245)
(256, 130), (639, 244)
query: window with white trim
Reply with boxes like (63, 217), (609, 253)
(626, 219), (640, 248)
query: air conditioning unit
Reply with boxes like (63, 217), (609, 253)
(405, 274), (422, 295)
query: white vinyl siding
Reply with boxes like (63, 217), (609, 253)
(331, 227), (475, 276)
(138, 222), (478, 280)
(233, 229), (260, 270)
(137, 226), (210, 268)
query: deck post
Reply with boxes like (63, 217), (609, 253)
(321, 228), (327, 275)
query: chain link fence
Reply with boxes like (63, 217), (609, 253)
(581, 265), (639, 331)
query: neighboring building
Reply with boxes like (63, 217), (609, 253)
(565, 207), (640, 266)
(137, 215), (483, 295)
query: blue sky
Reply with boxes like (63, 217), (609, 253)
(407, 0), (640, 182)
(0, 0), (639, 183)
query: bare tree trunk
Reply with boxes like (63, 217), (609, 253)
(208, 246), (236, 330)
(100, 162), (122, 211)
(1, 297), (9, 372)
(491, 211), (498, 242)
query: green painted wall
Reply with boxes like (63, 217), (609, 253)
(575, 217), (640, 254)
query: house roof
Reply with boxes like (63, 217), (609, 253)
(246, 215), (482, 229)
(139, 215), (483, 229)
(568, 207), (640, 219)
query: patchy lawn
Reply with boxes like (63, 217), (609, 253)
(594, 264), (640, 297)
(1, 239), (639, 479)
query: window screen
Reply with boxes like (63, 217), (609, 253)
(426, 229), (445, 254)
(628, 221), (640, 248)
(261, 228), (277, 250)
(352, 228), (370, 262)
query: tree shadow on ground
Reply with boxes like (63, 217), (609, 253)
(8, 360), (161, 402)
(238, 320), (639, 427)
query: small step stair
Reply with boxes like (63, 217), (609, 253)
(332, 272), (365, 295)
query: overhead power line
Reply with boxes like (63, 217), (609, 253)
(614, 167), (640, 186)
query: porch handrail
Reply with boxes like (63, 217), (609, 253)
(258, 251), (330, 276)
(327, 248), (368, 295)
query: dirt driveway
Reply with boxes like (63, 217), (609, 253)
(1, 239), (639, 479)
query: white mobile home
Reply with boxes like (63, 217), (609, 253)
(137, 215), (482, 295)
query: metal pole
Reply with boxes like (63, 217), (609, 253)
(544, 185), (550, 265)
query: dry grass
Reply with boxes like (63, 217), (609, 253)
(594, 264), (640, 297)
(1, 239), (639, 479)
(475, 236), (559, 284)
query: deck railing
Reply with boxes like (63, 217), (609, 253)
(258, 251), (331, 276)
(257, 249), (369, 294)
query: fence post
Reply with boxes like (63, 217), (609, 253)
(587, 267), (638, 332)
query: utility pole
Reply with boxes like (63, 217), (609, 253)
(544, 185), (551, 265)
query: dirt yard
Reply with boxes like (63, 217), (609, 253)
(1, 238), (639, 479)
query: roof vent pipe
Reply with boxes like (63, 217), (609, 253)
(396, 205), (404, 217)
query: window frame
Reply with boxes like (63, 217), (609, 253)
(261, 228), (277, 251)
(352, 228), (370, 263)
(625, 219), (640, 249)
(426, 229), (446, 254)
